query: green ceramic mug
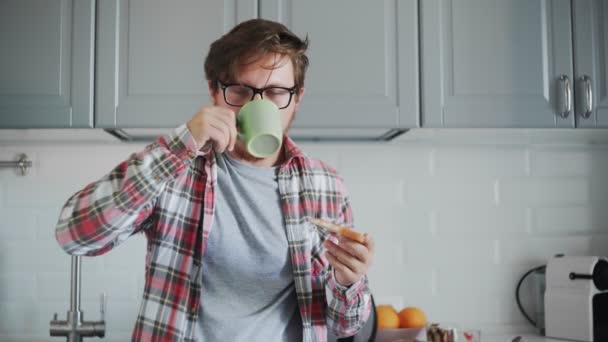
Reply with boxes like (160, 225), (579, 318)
(237, 99), (283, 158)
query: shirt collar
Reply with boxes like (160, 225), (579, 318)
(282, 134), (306, 165)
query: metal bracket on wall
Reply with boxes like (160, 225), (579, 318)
(0, 154), (33, 176)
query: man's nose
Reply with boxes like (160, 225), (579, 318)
(252, 92), (263, 100)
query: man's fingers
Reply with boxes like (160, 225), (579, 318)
(229, 121), (238, 151)
(325, 252), (357, 278)
(211, 109), (238, 151)
(325, 241), (364, 273)
(187, 106), (238, 152)
(336, 238), (369, 263)
(364, 233), (375, 252)
(208, 121), (230, 153)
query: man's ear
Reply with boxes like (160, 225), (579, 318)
(294, 87), (305, 109)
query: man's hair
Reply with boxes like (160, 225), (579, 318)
(204, 19), (309, 90)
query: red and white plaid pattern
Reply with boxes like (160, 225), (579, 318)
(56, 125), (371, 341)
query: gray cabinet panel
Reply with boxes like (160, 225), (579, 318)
(397, 0), (420, 128)
(96, 0), (257, 128)
(260, 0), (417, 129)
(0, 0), (94, 128)
(421, 0), (574, 128)
(574, 0), (608, 128)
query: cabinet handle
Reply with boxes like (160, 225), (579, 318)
(557, 75), (572, 118)
(580, 75), (593, 119)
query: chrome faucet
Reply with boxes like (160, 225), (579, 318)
(50, 256), (106, 341)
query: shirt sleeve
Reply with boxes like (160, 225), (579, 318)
(323, 180), (372, 337)
(55, 124), (199, 256)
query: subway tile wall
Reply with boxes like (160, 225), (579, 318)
(1, 132), (608, 341)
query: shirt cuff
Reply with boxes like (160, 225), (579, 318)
(330, 269), (368, 303)
(164, 124), (201, 162)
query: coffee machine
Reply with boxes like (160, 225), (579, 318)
(544, 256), (608, 342)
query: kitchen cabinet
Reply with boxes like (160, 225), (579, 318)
(260, 0), (419, 131)
(1, 0), (416, 137)
(95, 0), (257, 128)
(99, 0), (418, 138)
(573, 0), (608, 128)
(420, 0), (576, 128)
(3, 0), (604, 132)
(0, 0), (95, 128)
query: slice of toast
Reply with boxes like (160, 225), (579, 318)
(309, 218), (366, 244)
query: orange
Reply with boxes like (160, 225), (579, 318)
(376, 305), (400, 329)
(397, 307), (427, 328)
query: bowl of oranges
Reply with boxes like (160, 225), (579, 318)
(376, 305), (428, 342)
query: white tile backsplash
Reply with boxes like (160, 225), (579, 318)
(0, 300), (39, 335)
(0, 209), (37, 240)
(35, 272), (71, 301)
(1, 132), (608, 340)
(434, 206), (528, 236)
(532, 206), (608, 235)
(499, 236), (594, 265)
(434, 146), (527, 178)
(497, 178), (590, 206)
(530, 148), (594, 176)
(0, 274), (36, 301)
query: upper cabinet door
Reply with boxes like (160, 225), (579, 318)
(95, 0), (257, 128)
(260, 0), (418, 130)
(421, 0), (575, 128)
(573, 0), (608, 128)
(0, 0), (95, 128)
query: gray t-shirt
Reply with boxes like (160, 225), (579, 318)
(197, 152), (302, 342)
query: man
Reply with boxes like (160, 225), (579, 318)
(55, 19), (374, 342)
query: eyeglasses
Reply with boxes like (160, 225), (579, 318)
(217, 81), (297, 109)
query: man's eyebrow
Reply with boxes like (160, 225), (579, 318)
(264, 83), (294, 88)
(237, 82), (294, 88)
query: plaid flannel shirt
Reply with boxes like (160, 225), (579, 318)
(55, 124), (371, 341)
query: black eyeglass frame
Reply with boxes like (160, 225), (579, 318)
(217, 81), (298, 109)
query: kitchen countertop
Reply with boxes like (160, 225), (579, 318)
(475, 333), (579, 342)
(0, 333), (578, 342)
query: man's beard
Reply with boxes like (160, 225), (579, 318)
(230, 143), (263, 163)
